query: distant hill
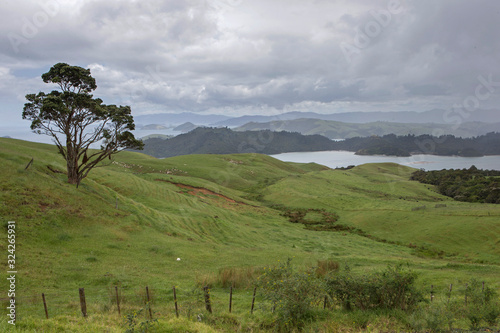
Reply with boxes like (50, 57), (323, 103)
(138, 124), (169, 130)
(134, 112), (231, 126)
(236, 119), (500, 139)
(173, 122), (199, 133)
(139, 129), (500, 158)
(213, 109), (500, 127)
(133, 110), (500, 132)
(139, 127), (337, 158)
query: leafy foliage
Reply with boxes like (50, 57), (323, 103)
(324, 264), (423, 311)
(411, 166), (500, 203)
(256, 259), (325, 331)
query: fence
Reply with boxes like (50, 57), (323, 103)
(3, 281), (497, 321)
(3, 285), (260, 321)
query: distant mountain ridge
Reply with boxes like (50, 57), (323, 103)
(133, 109), (500, 129)
(212, 109), (499, 127)
(134, 112), (231, 126)
(235, 119), (500, 139)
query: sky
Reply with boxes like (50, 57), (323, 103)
(1, 0), (500, 133)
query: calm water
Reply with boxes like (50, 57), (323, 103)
(270, 151), (500, 171)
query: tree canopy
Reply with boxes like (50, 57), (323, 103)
(23, 63), (143, 185)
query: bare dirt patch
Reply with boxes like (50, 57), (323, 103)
(155, 179), (245, 205)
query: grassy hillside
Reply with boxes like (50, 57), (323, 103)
(1, 138), (499, 332)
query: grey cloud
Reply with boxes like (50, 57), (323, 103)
(1, 0), (500, 120)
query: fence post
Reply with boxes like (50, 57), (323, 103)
(42, 293), (49, 319)
(447, 284), (453, 304)
(173, 286), (179, 318)
(465, 283), (468, 307)
(203, 286), (212, 313)
(430, 285), (434, 303)
(323, 295), (328, 309)
(25, 158), (34, 170)
(251, 287), (257, 314)
(79, 288), (87, 318)
(146, 286), (153, 319)
(115, 286), (121, 315)
(229, 286), (233, 313)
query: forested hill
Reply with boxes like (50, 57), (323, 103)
(335, 132), (500, 157)
(139, 127), (336, 158)
(138, 128), (500, 158)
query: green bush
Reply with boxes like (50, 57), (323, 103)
(463, 279), (500, 330)
(324, 264), (423, 311)
(256, 258), (325, 331)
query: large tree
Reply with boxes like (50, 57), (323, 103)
(23, 63), (144, 186)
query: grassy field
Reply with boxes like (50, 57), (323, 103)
(1, 137), (499, 332)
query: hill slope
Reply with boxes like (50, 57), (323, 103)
(2, 138), (500, 331)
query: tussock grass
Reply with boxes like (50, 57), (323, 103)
(196, 266), (264, 289)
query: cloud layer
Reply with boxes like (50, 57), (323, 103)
(1, 0), (500, 124)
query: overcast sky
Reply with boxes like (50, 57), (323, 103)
(1, 0), (500, 128)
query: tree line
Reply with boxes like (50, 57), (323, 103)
(333, 132), (500, 157)
(411, 166), (500, 204)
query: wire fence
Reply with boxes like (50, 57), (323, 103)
(2, 285), (260, 321)
(2, 281), (498, 322)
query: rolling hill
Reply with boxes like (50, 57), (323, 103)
(1, 137), (500, 332)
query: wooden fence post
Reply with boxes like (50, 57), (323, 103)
(251, 287), (257, 314)
(146, 286), (153, 319)
(203, 286), (212, 313)
(447, 284), (453, 304)
(25, 158), (34, 170)
(229, 286), (233, 313)
(430, 285), (434, 303)
(79, 288), (87, 318)
(173, 286), (179, 318)
(323, 295), (328, 309)
(465, 283), (468, 307)
(42, 293), (49, 319)
(115, 286), (121, 315)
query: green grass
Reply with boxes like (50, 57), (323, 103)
(1, 137), (500, 332)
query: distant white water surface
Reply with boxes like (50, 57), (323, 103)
(270, 151), (500, 171)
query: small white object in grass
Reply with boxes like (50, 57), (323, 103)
(177, 258), (181, 261)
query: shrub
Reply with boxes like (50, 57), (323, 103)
(256, 258), (325, 331)
(324, 264), (423, 311)
(463, 279), (500, 330)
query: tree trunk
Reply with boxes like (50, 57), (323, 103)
(66, 145), (80, 184)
